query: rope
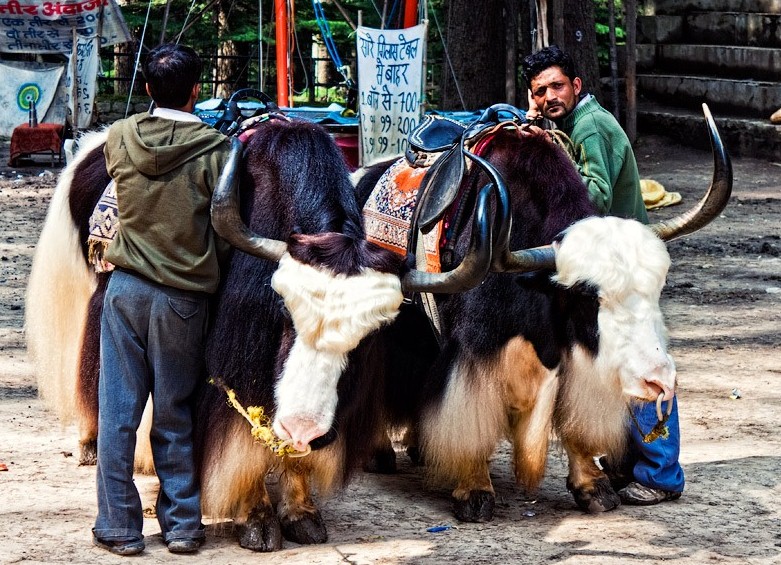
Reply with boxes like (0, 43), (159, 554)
(125, 0), (154, 118)
(312, 0), (352, 86)
(175, 0), (200, 43)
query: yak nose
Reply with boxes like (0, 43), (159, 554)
(275, 416), (328, 453)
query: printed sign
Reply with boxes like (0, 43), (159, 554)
(0, 0), (131, 53)
(357, 23), (425, 165)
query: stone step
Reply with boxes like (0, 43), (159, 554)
(653, 0), (781, 15)
(637, 44), (781, 81)
(639, 13), (781, 48)
(637, 100), (781, 160)
(637, 73), (781, 118)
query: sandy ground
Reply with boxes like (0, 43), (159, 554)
(0, 131), (780, 565)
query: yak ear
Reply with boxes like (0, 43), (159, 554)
(514, 270), (555, 292)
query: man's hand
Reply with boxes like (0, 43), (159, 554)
(525, 90), (542, 123)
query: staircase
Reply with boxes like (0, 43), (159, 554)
(636, 0), (781, 159)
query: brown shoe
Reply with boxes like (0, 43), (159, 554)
(618, 482), (682, 505)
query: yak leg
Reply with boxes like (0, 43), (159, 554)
(75, 274), (108, 465)
(239, 485), (283, 552)
(452, 461), (495, 522)
(364, 428), (397, 474)
(502, 338), (558, 493)
(562, 442), (620, 513)
(421, 356), (504, 523)
(277, 458), (328, 544)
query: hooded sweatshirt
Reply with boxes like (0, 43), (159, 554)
(103, 112), (231, 293)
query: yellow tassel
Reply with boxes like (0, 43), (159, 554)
(211, 378), (310, 458)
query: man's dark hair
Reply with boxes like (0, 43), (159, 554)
(521, 44), (577, 85)
(142, 43), (202, 108)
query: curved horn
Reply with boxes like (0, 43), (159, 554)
(401, 181), (494, 293)
(650, 103), (733, 241)
(211, 136), (288, 261)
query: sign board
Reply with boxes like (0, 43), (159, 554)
(356, 23), (425, 165)
(65, 33), (99, 128)
(0, 0), (131, 53)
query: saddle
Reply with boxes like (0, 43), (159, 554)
(404, 104), (528, 261)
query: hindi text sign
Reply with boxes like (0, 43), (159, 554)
(357, 24), (424, 164)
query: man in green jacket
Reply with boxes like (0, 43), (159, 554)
(521, 45), (684, 507)
(523, 45), (648, 223)
(92, 43), (231, 556)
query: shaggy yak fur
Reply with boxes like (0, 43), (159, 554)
(26, 119), (434, 552)
(354, 128), (674, 522)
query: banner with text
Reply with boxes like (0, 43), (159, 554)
(357, 24), (425, 165)
(64, 33), (98, 128)
(0, 0), (131, 53)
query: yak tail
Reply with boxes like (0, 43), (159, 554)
(25, 156), (97, 424)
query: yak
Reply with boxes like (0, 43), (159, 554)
(338, 104), (732, 521)
(25, 116), (496, 551)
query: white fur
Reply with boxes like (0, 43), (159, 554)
(25, 129), (107, 422)
(270, 253), (404, 446)
(553, 216), (676, 401)
(420, 357), (505, 484)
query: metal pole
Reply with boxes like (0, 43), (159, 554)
(275, 0), (289, 106)
(403, 0), (418, 28)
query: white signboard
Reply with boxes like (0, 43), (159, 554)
(0, 0), (131, 53)
(357, 23), (425, 165)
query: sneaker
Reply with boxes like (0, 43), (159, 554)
(93, 536), (145, 556)
(618, 481), (682, 505)
(166, 538), (203, 554)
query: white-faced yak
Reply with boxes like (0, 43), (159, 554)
(25, 115), (493, 551)
(352, 103), (732, 522)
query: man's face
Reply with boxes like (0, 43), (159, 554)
(529, 66), (582, 121)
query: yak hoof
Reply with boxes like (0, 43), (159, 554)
(453, 490), (495, 523)
(79, 439), (97, 466)
(281, 511), (328, 545)
(239, 506), (283, 552)
(405, 445), (424, 466)
(363, 446), (397, 474)
(568, 476), (621, 513)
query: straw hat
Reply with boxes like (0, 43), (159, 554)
(641, 179), (682, 210)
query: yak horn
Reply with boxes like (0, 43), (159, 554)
(650, 103), (733, 242)
(401, 182), (494, 293)
(211, 136), (287, 261)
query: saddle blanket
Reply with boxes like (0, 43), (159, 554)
(363, 158), (443, 273)
(87, 180), (118, 273)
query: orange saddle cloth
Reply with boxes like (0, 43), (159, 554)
(362, 158), (443, 273)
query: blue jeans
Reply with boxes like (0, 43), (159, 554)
(629, 396), (685, 493)
(93, 269), (207, 543)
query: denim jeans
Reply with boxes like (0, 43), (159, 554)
(93, 269), (207, 543)
(629, 396), (685, 493)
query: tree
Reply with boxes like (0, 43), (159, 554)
(439, 0), (507, 110)
(549, 0), (600, 102)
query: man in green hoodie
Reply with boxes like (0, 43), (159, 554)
(92, 43), (231, 556)
(521, 45), (684, 507)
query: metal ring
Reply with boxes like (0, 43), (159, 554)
(655, 392), (674, 422)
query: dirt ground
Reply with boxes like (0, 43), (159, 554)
(0, 128), (779, 565)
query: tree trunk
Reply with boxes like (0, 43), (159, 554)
(214, 0), (241, 99)
(440, 0), (505, 110)
(549, 0), (600, 103)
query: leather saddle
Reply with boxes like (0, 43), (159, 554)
(405, 104), (527, 242)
